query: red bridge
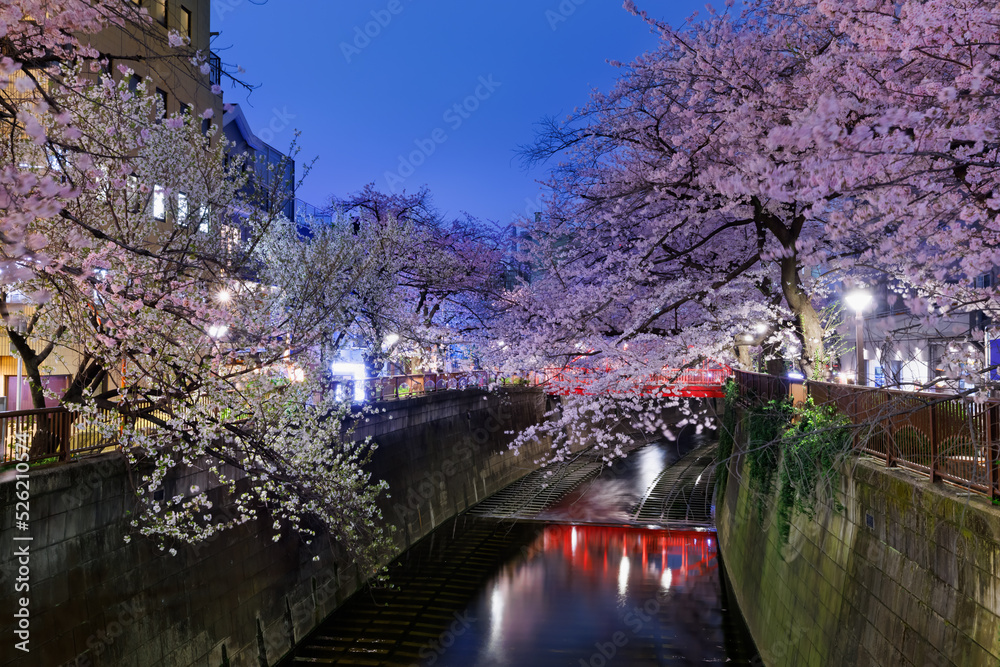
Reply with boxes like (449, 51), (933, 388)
(536, 364), (732, 399)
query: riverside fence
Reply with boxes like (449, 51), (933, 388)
(1, 372), (524, 467)
(734, 369), (1000, 500)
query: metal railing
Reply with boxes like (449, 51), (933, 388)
(734, 371), (1000, 500)
(733, 369), (789, 403)
(1, 373), (522, 467)
(1, 406), (105, 466)
(353, 371), (496, 401)
(0, 398), (210, 467)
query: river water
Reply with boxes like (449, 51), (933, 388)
(285, 442), (760, 666)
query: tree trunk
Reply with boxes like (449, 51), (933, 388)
(779, 254), (825, 379)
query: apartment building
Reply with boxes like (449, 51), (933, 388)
(836, 278), (986, 391)
(0, 0), (223, 410)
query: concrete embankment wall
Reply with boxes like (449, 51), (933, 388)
(0, 387), (553, 667)
(718, 452), (1000, 666)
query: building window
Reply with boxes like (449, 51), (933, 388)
(152, 185), (166, 220)
(177, 192), (188, 225)
(197, 205), (210, 233)
(976, 273), (993, 289)
(128, 74), (142, 94)
(155, 88), (168, 118)
(127, 175), (141, 213)
(201, 117), (211, 135)
(180, 6), (192, 39)
(180, 102), (190, 118)
(221, 224), (241, 253)
(152, 0), (167, 26)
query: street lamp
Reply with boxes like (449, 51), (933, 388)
(844, 289), (873, 385)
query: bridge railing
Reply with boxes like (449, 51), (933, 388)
(543, 366), (732, 397)
(734, 370), (1000, 500)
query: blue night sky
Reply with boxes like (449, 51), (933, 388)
(211, 1), (700, 225)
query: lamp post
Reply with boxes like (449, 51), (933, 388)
(844, 290), (873, 385)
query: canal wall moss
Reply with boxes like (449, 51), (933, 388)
(718, 450), (1000, 666)
(0, 387), (555, 667)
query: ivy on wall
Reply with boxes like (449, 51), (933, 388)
(718, 382), (854, 545)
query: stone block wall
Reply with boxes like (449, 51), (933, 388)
(0, 387), (552, 667)
(717, 452), (1000, 666)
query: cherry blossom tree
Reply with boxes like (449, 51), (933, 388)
(506, 2), (839, 385)
(766, 0), (1000, 340)
(1, 65), (403, 566)
(0, 3), (403, 568)
(333, 184), (508, 376)
(496, 0), (1000, 457)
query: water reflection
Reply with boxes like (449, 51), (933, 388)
(449, 525), (746, 667)
(285, 436), (756, 667)
(286, 519), (757, 666)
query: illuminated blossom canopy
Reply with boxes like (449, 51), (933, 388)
(492, 0), (1000, 456)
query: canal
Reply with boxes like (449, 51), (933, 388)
(282, 438), (760, 666)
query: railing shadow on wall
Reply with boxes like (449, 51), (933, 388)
(733, 369), (1000, 500)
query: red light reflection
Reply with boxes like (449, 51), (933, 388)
(541, 524), (717, 584)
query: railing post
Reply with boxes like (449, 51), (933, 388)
(59, 410), (71, 462)
(990, 404), (1000, 501)
(883, 391), (897, 468)
(852, 391), (862, 456)
(929, 402), (940, 482)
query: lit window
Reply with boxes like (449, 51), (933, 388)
(197, 205), (210, 233)
(152, 185), (166, 220)
(152, 0), (167, 26)
(155, 88), (168, 119)
(221, 224), (241, 252)
(180, 6), (192, 39)
(177, 192), (188, 225)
